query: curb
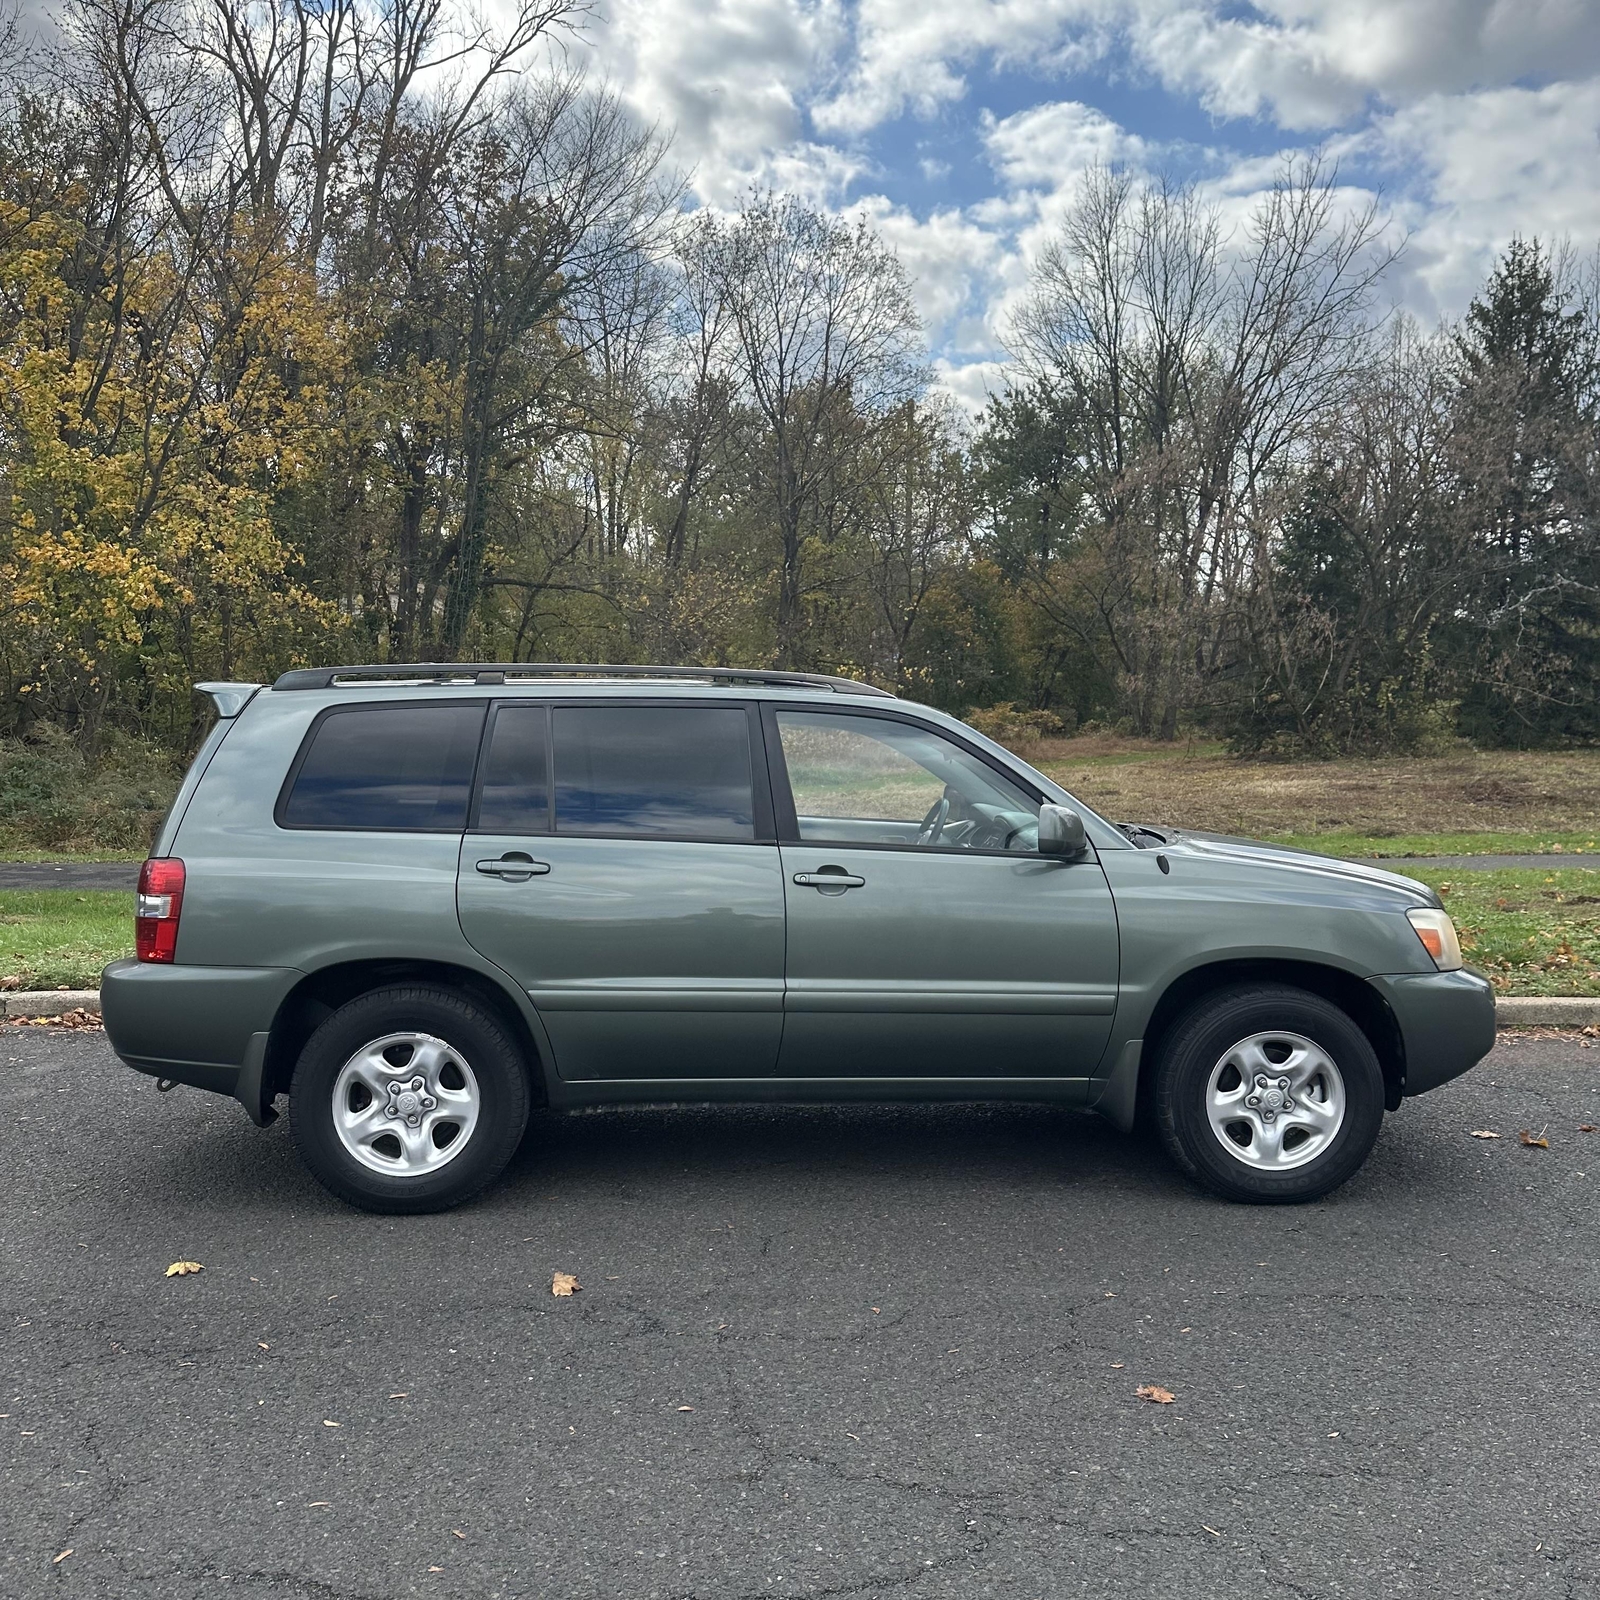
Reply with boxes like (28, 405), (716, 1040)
(1493, 996), (1600, 1028)
(4, 989), (1599, 1028)
(4, 989), (101, 1018)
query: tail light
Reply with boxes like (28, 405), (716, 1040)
(136, 858), (186, 963)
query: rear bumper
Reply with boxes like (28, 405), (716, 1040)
(1367, 969), (1497, 1097)
(101, 959), (298, 1118)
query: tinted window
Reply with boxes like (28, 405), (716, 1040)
(282, 704), (484, 830)
(476, 706), (550, 833)
(553, 706), (754, 839)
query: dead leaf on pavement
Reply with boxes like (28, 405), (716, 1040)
(165, 1261), (204, 1277)
(1518, 1128), (1550, 1148)
(1580, 1124), (1596, 1133)
(551, 1271), (580, 1297)
(1469, 1130), (1501, 1139)
(53, 1550), (72, 1564)
(11, 1009), (102, 1030)
(1136, 1384), (1176, 1404)
(322, 1419), (340, 1428)
(677, 1405), (694, 1412)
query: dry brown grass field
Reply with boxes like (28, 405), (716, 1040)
(1029, 738), (1600, 855)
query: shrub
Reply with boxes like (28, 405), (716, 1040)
(0, 727), (182, 854)
(963, 702), (1069, 749)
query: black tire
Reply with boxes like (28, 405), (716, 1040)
(1152, 983), (1384, 1203)
(290, 985), (531, 1214)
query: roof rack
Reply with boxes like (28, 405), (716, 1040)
(271, 662), (895, 699)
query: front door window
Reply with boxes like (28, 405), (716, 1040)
(774, 710), (1040, 852)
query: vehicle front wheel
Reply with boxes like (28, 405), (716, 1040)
(1152, 983), (1384, 1203)
(290, 985), (531, 1214)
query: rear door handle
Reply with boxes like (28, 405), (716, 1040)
(793, 872), (865, 890)
(476, 856), (551, 880)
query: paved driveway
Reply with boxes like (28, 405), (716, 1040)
(3, 1029), (1598, 1598)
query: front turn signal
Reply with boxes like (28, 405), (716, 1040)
(1406, 907), (1462, 971)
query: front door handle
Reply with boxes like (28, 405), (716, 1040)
(793, 871), (865, 890)
(476, 855), (551, 881)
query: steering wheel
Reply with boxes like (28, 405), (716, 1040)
(915, 796), (950, 846)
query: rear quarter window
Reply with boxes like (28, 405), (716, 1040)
(279, 703), (486, 831)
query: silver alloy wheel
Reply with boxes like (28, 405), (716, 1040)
(331, 1032), (481, 1177)
(1204, 1030), (1346, 1171)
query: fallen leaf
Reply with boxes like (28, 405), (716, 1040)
(1136, 1384), (1176, 1404)
(307, 1501), (330, 1508)
(165, 1261), (204, 1277)
(1469, 1130), (1501, 1140)
(676, 1405), (694, 1412)
(1201, 1525), (1220, 1538)
(428, 1567), (444, 1573)
(551, 1271), (580, 1297)
(53, 1550), (72, 1564)
(1518, 1128), (1550, 1148)
(1110, 1362), (1125, 1369)
(10, 1009), (101, 1030)
(322, 1419), (340, 1428)
(389, 1392), (408, 1399)
(1580, 1125), (1596, 1134)
(258, 1341), (269, 1351)
(451, 1530), (465, 1540)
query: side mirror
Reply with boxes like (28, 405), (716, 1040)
(1037, 804), (1088, 858)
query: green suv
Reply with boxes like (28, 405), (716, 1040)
(101, 664), (1495, 1212)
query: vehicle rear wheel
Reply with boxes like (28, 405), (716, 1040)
(1152, 983), (1384, 1203)
(290, 985), (530, 1214)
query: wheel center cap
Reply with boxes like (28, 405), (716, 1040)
(385, 1075), (437, 1127)
(1262, 1088), (1285, 1111)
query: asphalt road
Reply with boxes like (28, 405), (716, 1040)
(3, 1030), (1599, 1600)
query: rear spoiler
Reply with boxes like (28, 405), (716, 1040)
(195, 682), (262, 718)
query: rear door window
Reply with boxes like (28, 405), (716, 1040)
(279, 703), (485, 831)
(552, 705), (756, 839)
(475, 705), (551, 833)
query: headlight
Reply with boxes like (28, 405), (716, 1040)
(1406, 907), (1463, 971)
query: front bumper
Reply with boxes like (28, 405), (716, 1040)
(101, 959), (299, 1119)
(1367, 968), (1497, 1097)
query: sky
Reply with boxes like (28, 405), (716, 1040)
(577, 0), (1600, 410)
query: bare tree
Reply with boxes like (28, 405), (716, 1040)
(708, 193), (925, 665)
(1009, 155), (1395, 734)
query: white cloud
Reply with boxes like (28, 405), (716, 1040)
(851, 198), (1016, 352)
(812, 0), (1112, 135)
(573, 0), (1600, 383)
(1370, 77), (1600, 317)
(583, 0), (843, 203)
(981, 100), (1148, 191)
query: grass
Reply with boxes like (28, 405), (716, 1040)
(0, 891), (130, 991)
(1031, 736), (1600, 858)
(1408, 869), (1600, 998)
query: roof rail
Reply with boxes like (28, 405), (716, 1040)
(270, 662), (895, 698)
